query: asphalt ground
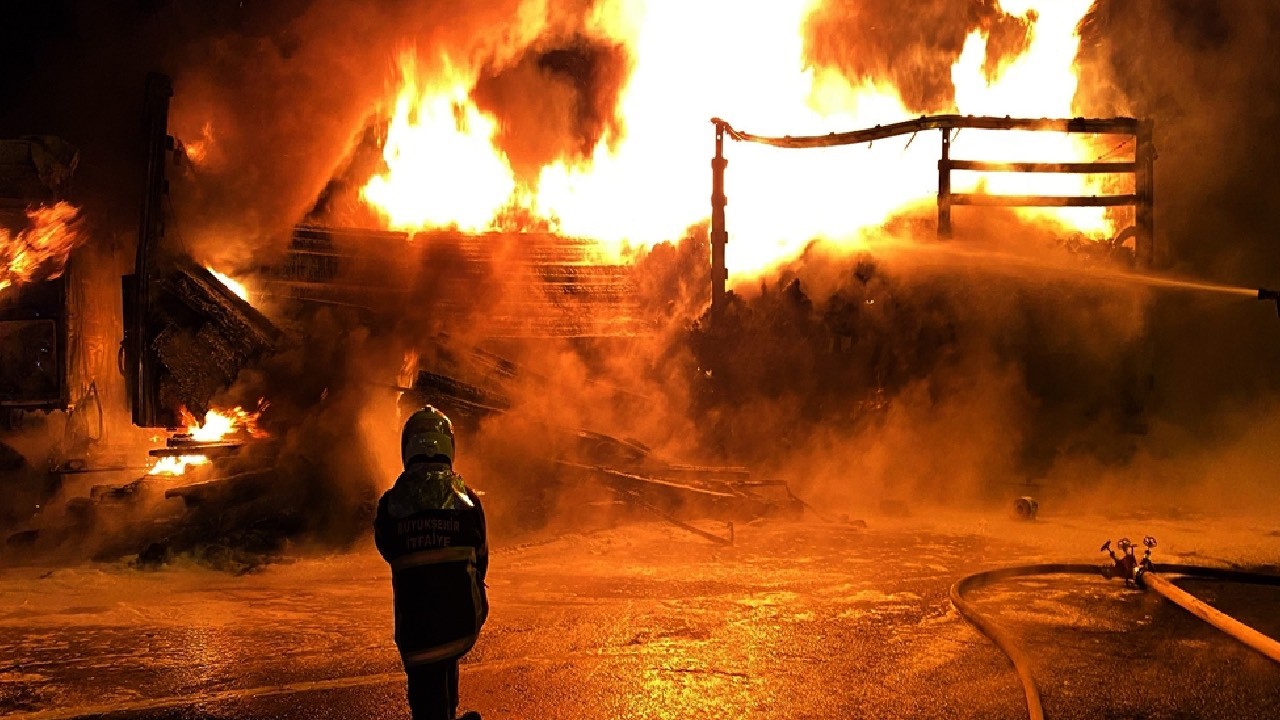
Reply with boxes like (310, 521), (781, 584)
(2, 512), (1279, 720)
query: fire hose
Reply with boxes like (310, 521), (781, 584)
(950, 553), (1280, 720)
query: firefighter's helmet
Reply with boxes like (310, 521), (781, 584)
(401, 405), (455, 466)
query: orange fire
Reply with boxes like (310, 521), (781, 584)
(182, 121), (216, 166)
(0, 202), (83, 295)
(360, 1), (1113, 278)
(360, 54), (517, 232)
(947, 0), (1114, 234)
(149, 455), (211, 477)
(207, 266), (250, 302)
(179, 402), (269, 442)
(148, 401), (269, 477)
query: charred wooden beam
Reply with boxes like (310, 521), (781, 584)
(556, 460), (740, 498)
(163, 469), (276, 507)
(148, 443), (242, 459)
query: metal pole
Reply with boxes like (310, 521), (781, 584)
(710, 122), (728, 313)
(938, 129), (952, 239)
(130, 72), (174, 427)
(1134, 120), (1156, 268)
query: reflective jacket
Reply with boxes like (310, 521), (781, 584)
(374, 461), (489, 667)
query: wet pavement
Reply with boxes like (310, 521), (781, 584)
(2, 512), (1280, 719)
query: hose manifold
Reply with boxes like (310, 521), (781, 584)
(1100, 535), (1156, 585)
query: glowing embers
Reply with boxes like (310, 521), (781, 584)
(0, 202), (83, 294)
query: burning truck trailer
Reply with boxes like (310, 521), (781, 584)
(2, 67), (1259, 568)
(296, 114), (1172, 538)
(90, 76), (307, 565)
(0, 136), (79, 422)
(0, 93), (1190, 562)
(0, 39), (1260, 565)
(0, 75), (801, 568)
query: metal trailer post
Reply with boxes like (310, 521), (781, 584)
(710, 121), (728, 314)
(938, 129), (952, 239)
(128, 72), (174, 427)
(1135, 120), (1156, 269)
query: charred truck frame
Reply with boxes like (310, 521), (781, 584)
(707, 114), (1158, 314)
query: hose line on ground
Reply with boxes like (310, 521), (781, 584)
(950, 562), (1280, 720)
(1141, 568), (1280, 663)
(950, 564), (1100, 720)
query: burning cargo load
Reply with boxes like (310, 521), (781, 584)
(266, 225), (646, 338)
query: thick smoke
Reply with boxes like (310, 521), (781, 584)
(1069, 0), (1280, 509)
(472, 37), (631, 184)
(804, 0), (1033, 112)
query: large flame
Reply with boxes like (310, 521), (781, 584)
(207, 266), (250, 302)
(0, 202), (83, 295)
(180, 402), (268, 442)
(361, 55), (518, 232)
(361, 0), (1111, 277)
(948, 0), (1114, 234)
(149, 455), (210, 477)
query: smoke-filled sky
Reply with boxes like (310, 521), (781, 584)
(4, 0), (1280, 527)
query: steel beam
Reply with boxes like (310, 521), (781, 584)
(950, 193), (1140, 207)
(945, 160), (1137, 174)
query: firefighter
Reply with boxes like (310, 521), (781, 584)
(375, 406), (488, 720)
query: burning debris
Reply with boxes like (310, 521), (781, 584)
(0, 201), (84, 294)
(123, 260), (281, 428)
(0, 137), (82, 414)
(146, 401), (269, 477)
(333, 0), (1125, 276)
(399, 343), (804, 541)
(207, 267), (250, 302)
